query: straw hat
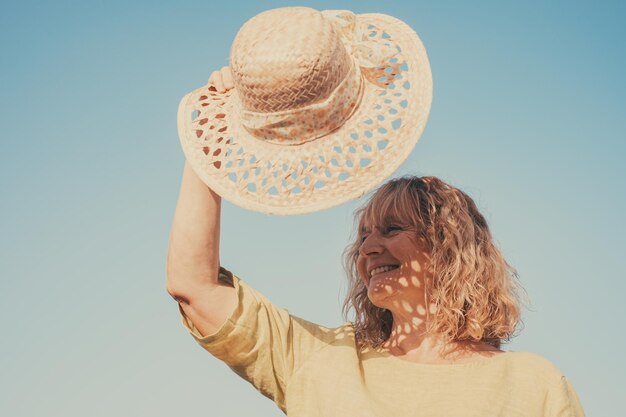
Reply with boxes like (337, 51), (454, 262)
(177, 7), (432, 215)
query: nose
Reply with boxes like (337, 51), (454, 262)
(359, 232), (384, 257)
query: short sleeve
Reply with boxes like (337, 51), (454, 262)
(178, 267), (333, 412)
(544, 375), (586, 417)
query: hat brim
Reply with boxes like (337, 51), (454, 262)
(177, 13), (432, 215)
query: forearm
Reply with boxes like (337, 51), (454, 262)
(166, 161), (222, 295)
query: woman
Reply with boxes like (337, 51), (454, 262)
(168, 149), (585, 416)
(168, 7), (585, 416)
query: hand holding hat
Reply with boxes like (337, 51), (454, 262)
(208, 66), (234, 94)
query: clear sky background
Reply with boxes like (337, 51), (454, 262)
(1, 0), (624, 416)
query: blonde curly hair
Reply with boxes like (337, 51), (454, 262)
(343, 176), (525, 349)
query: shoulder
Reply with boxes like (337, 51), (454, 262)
(501, 351), (566, 383)
(508, 352), (586, 415)
(493, 352), (585, 415)
(505, 351), (560, 367)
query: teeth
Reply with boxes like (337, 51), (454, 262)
(370, 265), (398, 277)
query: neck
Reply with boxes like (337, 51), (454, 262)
(382, 309), (501, 363)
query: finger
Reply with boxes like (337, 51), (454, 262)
(208, 70), (224, 92)
(221, 66), (234, 90)
(207, 70), (218, 85)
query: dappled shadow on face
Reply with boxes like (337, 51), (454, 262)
(366, 237), (433, 314)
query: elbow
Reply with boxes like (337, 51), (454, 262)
(167, 288), (191, 305)
(166, 277), (195, 306)
(165, 258), (190, 305)
(165, 250), (221, 305)
(165, 264), (216, 306)
(166, 278), (186, 304)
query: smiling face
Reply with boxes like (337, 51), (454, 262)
(344, 176), (521, 349)
(356, 219), (432, 309)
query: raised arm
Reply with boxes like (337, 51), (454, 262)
(166, 67), (236, 337)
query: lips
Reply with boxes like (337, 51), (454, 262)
(369, 264), (400, 278)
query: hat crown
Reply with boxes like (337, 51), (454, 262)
(230, 7), (352, 113)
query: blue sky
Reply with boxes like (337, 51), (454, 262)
(1, 1), (624, 416)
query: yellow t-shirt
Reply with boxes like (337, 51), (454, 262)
(179, 269), (585, 417)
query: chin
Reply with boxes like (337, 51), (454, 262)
(367, 286), (398, 308)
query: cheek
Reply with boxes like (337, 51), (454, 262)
(356, 256), (368, 285)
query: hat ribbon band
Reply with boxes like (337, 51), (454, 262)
(239, 59), (364, 145)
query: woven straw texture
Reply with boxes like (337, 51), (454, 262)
(177, 8), (432, 215)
